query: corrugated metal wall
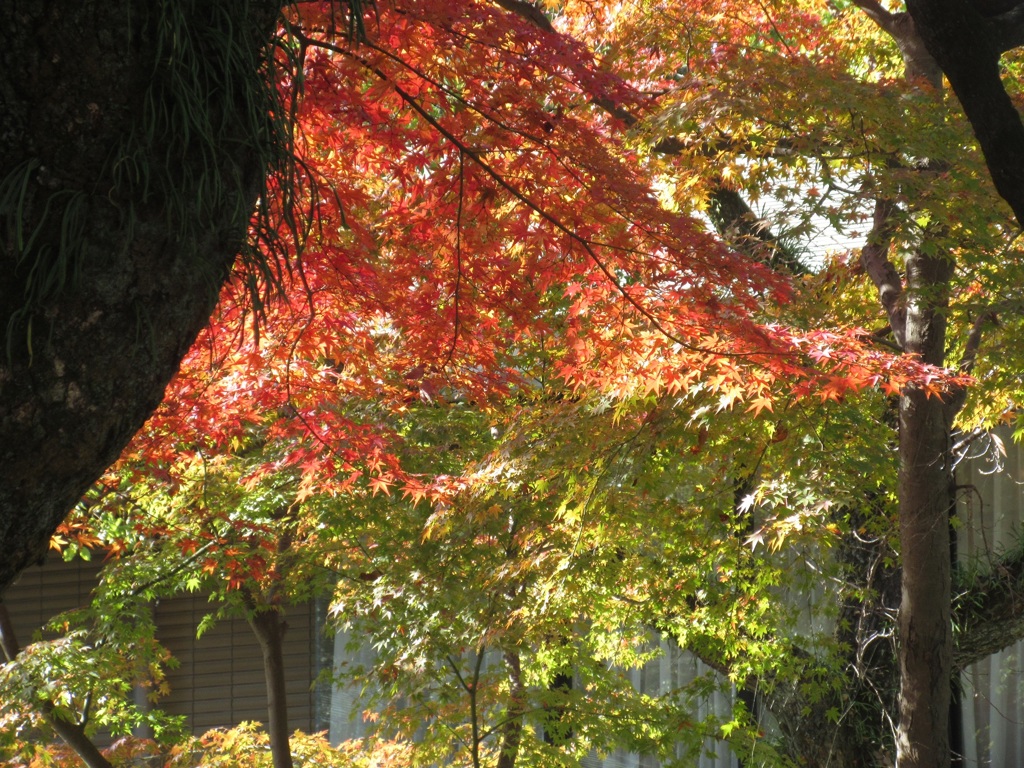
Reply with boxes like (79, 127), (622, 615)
(578, 641), (737, 768)
(959, 430), (1024, 767)
(328, 629), (738, 768)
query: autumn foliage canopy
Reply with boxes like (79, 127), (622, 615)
(124, 0), (960, 506)
(22, 0), (1024, 765)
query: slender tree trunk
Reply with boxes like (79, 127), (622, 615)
(0, 602), (113, 768)
(496, 650), (526, 768)
(845, 13), (962, 764)
(895, 251), (954, 768)
(245, 510), (298, 768)
(897, 387), (952, 767)
(248, 606), (294, 768)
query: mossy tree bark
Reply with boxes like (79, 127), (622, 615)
(0, 1), (281, 592)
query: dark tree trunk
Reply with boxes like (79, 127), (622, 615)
(249, 606), (294, 768)
(895, 251), (954, 768)
(897, 390), (953, 767)
(903, 0), (1024, 227)
(0, 1), (281, 592)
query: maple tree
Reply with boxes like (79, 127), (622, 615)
(7, 1), (1024, 768)
(0, 0), (954, 595)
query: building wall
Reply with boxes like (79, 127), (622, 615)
(958, 430), (1024, 767)
(1, 556), (322, 739)
(153, 593), (320, 735)
(3, 555), (104, 647)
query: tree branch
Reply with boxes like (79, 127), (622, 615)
(490, 0), (555, 33)
(905, 0), (1024, 226)
(985, 4), (1024, 53)
(851, 2), (943, 88)
(859, 197), (906, 347)
(707, 188), (809, 275)
(489, 0), (808, 273)
(943, 311), (999, 418)
(958, 311), (998, 375)
(849, 0), (899, 36)
(0, 602), (113, 768)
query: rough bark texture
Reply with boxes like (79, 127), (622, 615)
(0, 1), (280, 592)
(896, 250), (955, 768)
